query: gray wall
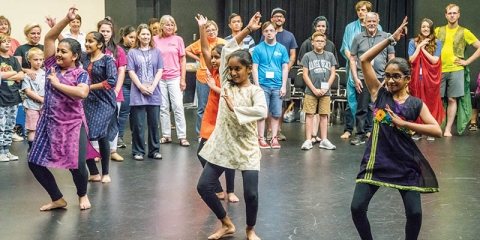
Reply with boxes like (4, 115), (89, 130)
(414, 0), (480, 88)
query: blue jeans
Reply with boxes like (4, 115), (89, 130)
(118, 86), (131, 138)
(260, 85), (282, 117)
(195, 80), (210, 136)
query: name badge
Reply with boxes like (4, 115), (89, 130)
(371, 59), (374, 66)
(321, 82), (329, 89)
(266, 71), (274, 79)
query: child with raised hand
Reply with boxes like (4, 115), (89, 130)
(196, 12), (265, 240)
(28, 6), (96, 211)
(195, 13), (239, 203)
(0, 33), (24, 162)
(350, 17), (442, 239)
(21, 47), (45, 153)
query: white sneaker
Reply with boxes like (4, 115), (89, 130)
(319, 139), (336, 150)
(12, 133), (24, 142)
(301, 140), (313, 150)
(6, 152), (18, 161)
(426, 136), (435, 141)
(0, 154), (9, 162)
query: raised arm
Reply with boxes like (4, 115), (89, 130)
(234, 12), (262, 46)
(44, 7), (77, 59)
(196, 14), (213, 71)
(360, 17), (408, 101)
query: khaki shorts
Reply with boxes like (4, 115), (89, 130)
(303, 94), (330, 115)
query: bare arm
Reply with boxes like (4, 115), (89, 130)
(179, 55), (186, 91)
(388, 53), (395, 60)
(360, 17), (408, 102)
(25, 88), (44, 103)
(460, 40), (480, 66)
(344, 50), (351, 61)
(114, 66), (125, 95)
(3, 71), (24, 81)
(280, 63), (288, 97)
(302, 66), (321, 97)
(349, 54), (363, 93)
(44, 7), (77, 59)
(421, 48), (440, 64)
(386, 103), (442, 138)
(196, 14), (213, 71)
(288, 49), (296, 70)
(185, 46), (200, 62)
(252, 63), (259, 85)
(47, 69), (89, 99)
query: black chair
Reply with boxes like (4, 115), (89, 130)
(330, 70), (348, 124)
(290, 66), (305, 107)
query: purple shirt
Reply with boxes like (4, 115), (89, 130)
(28, 56), (99, 169)
(153, 35), (185, 80)
(126, 48), (164, 106)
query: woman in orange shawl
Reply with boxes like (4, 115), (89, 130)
(408, 18), (445, 140)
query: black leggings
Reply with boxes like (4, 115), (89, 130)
(351, 183), (422, 240)
(29, 125), (88, 201)
(197, 138), (235, 193)
(197, 162), (259, 226)
(86, 135), (110, 175)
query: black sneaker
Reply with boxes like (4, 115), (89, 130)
(117, 137), (127, 148)
(350, 136), (366, 145)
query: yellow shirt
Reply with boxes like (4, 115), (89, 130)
(435, 26), (478, 72)
(185, 38), (227, 84)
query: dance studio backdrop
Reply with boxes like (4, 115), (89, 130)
(224, 0), (414, 68)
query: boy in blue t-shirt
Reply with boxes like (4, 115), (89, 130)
(252, 21), (289, 149)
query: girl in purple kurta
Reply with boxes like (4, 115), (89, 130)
(28, 7), (95, 211)
(82, 31), (118, 183)
(127, 24), (164, 160)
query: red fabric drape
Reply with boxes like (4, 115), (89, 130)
(409, 51), (445, 125)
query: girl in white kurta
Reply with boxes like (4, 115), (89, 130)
(196, 12), (265, 240)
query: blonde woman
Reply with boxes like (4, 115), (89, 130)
(154, 15), (189, 146)
(14, 23), (43, 78)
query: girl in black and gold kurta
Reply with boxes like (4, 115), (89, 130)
(350, 17), (442, 240)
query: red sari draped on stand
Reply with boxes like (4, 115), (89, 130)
(409, 51), (445, 125)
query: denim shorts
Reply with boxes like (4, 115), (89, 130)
(260, 85), (283, 117)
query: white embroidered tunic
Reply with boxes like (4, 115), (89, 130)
(199, 39), (267, 171)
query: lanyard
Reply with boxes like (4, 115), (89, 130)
(264, 43), (278, 68)
(314, 52), (326, 82)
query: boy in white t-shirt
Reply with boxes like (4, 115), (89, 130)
(21, 47), (45, 153)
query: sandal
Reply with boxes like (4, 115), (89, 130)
(468, 123), (478, 131)
(180, 138), (190, 147)
(160, 137), (172, 144)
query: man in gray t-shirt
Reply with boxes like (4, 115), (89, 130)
(349, 12), (395, 145)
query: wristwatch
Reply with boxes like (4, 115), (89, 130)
(386, 33), (397, 46)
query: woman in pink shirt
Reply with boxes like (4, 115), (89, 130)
(153, 15), (189, 146)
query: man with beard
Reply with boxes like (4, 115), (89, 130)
(435, 4), (480, 136)
(349, 12), (395, 145)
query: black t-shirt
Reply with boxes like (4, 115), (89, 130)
(13, 44), (44, 69)
(0, 56), (22, 106)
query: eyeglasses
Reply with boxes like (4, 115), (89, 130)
(384, 73), (409, 81)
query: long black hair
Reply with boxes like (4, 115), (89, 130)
(97, 16), (118, 58)
(59, 38), (82, 67)
(226, 49), (252, 86)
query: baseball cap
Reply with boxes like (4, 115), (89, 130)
(271, 7), (286, 18)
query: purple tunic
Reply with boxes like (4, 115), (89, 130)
(126, 48), (164, 106)
(356, 87), (439, 193)
(28, 56), (99, 169)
